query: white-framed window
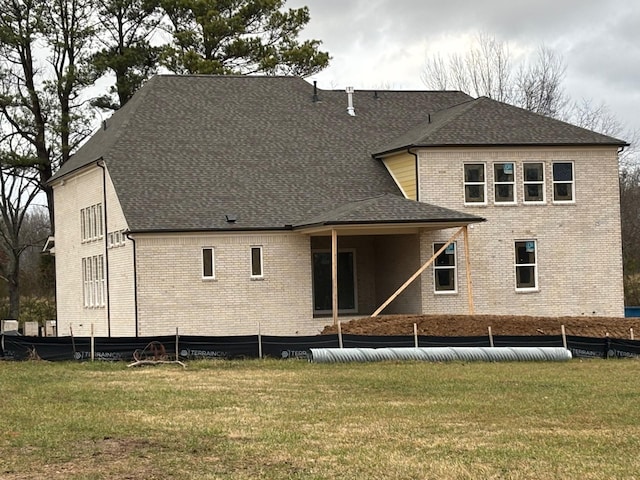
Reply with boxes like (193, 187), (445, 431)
(250, 246), (263, 278)
(494, 162), (515, 204)
(523, 163), (545, 203)
(552, 162), (574, 203)
(433, 242), (457, 293)
(107, 230), (127, 249)
(82, 255), (105, 308)
(515, 240), (538, 291)
(80, 203), (104, 242)
(202, 247), (215, 279)
(464, 163), (486, 205)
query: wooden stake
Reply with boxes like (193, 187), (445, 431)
(463, 226), (475, 315)
(70, 324), (76, 358)
(175, 327), (179, 361)
(338, 321), (343, 349)
(488, 326), (494, 348)
(332, 229), (338, 326)
(258, 322), (263, 359)
(631, 328), (634, 341)
(371, 227), (465, 317)
(561, 325), (567, 350)
(91, 324), (95, 362)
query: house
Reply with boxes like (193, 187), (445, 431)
(49, 75), (627, 337)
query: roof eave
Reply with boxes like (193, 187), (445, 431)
(374, 141), (628, 157)
(293, 218), (485, 235)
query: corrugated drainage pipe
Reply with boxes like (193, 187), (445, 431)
(309, 347), (572, 363)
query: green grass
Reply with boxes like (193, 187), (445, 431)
(1, 359), (639, 479)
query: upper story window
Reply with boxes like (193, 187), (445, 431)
(515, 240), (538, 291)
(552, 162), (574, 203)
(250, 246), (263, 278)
(523, 163), (545, 203)
(107, 230), (127, 249)
(81, 203), (103, 242)
(202, 247), (215, 280)
(434, 242), (457, 293)
(494, 163), (515, 204)
(464, 163), (486, 205)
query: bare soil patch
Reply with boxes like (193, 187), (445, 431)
(321, 314), (640, 339)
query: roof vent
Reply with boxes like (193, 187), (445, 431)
(102, 120), (107, 131)
(346, 86), (355, 116)
(225, 214), (237, 223)
(312, 80), (319, 103)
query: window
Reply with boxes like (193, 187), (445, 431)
(81, 203), (104, 242)
(553, 162), (574, 202)
(107, 230), (127, 249)
(464, 163), (486, 204)
(202, 247), (215, 279)
(523, 163), (545, 203)
(434, 242), (457, 293)
(515, 241), (537, 291)
(494, 163), (515, 203)
(82, 255), (105, 308)
(250, 246), (263, 278)
(312, 250), (357, 313)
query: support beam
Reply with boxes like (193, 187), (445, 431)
(332, 229), (338, 326)
(371, 227), (465, 317)
(463, 226), (475, 314)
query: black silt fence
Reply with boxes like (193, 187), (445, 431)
(2, 333), (640, 362)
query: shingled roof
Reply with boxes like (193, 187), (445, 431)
(374, 96), (627, 156)
(52, 75), (478, 232)
(53, 75), (623, 233)
(293, 193), (480, 229)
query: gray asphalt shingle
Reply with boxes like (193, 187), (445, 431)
(53, 76), (624, 232)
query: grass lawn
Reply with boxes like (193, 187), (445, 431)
(1, 359), (639, 479)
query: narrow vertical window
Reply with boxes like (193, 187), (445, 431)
(96, 204), (103, 238)
(202, 247), (215, 279)
(553, 162), (574, 202)
(494, 163), (515, 203)
(523, 163), (545, 203)
(464, 163), (486, 204)
(251, 246), (263, 278)
(515, 241), (538, 291)
(81, 209), (87, 242)
(434, 243), (457, 293)
(82, 258), (89, 307)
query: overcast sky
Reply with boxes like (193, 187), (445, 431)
(288, 0), (639, 138)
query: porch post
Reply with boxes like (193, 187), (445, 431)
(463, 225), (475, 314)
(332, 228), (338, 326)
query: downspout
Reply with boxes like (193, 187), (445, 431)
(96, 160), (111, 337)
(408, 148), (420, 201)
(125, 232), (139, 337)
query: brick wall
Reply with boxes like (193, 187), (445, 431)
(417, 146), (624, 317)
(135, 232), (316, 336)
(53, 165), (135, 337)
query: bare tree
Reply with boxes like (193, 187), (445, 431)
(514, 46), (568, 117)
(422, 33), (512, 102)
(0, 0), (96, 231)
(422, 34), (567, 114)
(0, 143), (44, 319)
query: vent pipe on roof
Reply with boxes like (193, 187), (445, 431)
(346, 86), (355, 116)
(312, 80), (319, 103)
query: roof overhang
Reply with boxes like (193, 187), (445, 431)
(293, 219), (482, 236)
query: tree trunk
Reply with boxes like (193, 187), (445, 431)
(7, 257), (20, 320)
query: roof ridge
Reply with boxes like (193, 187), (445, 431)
(418, 97), (481, 140)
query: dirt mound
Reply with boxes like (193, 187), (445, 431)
(320, 314), (640, 339)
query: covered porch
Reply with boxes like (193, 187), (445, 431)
(293, 194), (484, 325)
